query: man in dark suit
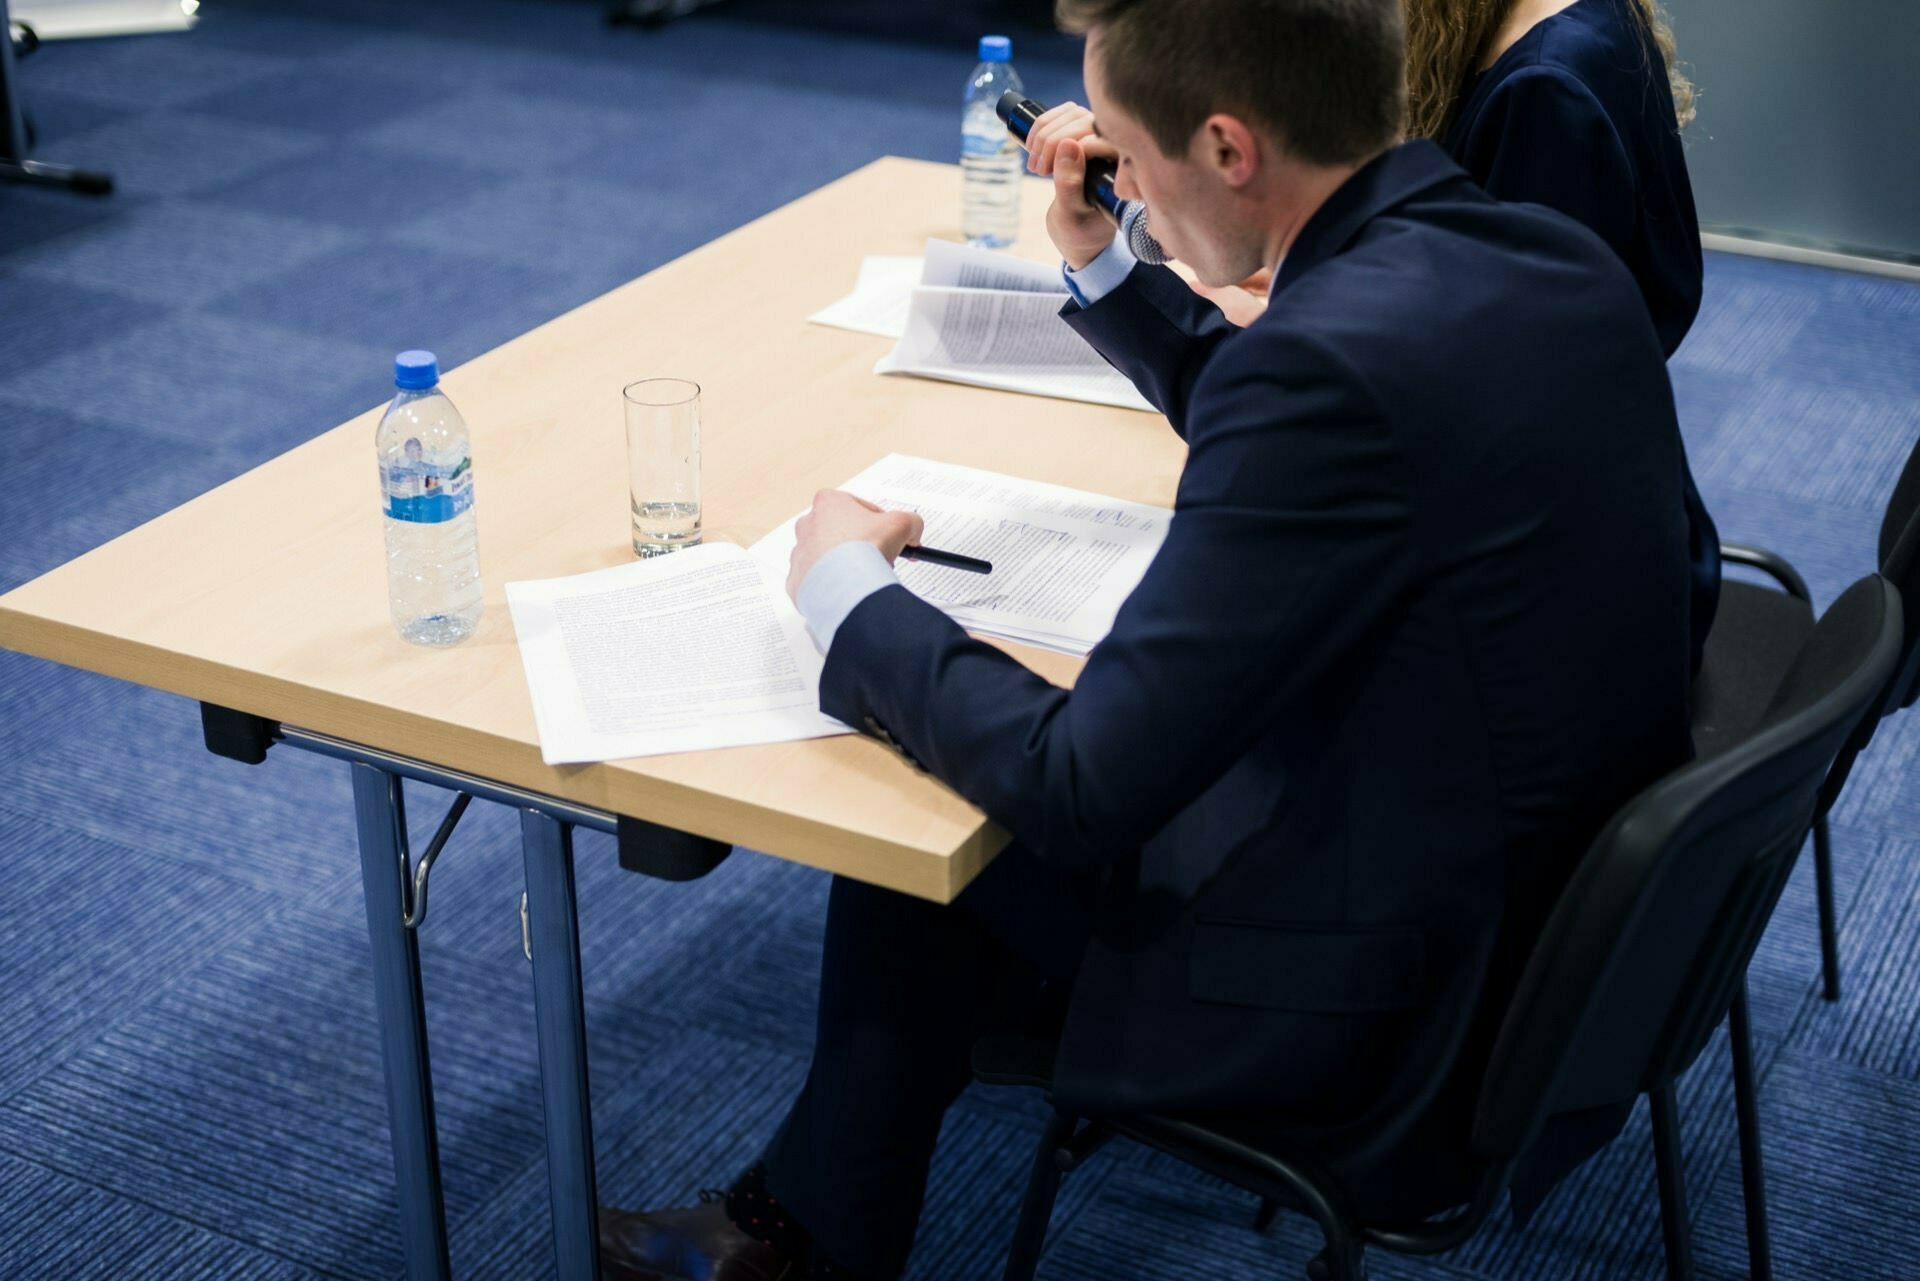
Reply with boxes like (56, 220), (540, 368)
(599, 0), (1694, 1276)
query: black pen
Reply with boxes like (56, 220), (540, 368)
(900, 545), (993, 574)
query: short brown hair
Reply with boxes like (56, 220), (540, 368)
(1057, 0), (1405, 166)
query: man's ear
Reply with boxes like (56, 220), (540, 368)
(1200, 113), (1260, 187)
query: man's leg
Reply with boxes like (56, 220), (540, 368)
(758, 847), (1093, 1279)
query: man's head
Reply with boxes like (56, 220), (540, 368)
(1058, 0), (1405, 283)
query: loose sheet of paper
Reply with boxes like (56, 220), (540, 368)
(875, 285), (1155, 413)
(806, 254), (923, 338)
(752, 454), (1171, 656)
(506, 543), (850, 764)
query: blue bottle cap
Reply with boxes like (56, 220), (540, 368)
(394, 350), (439, 390)
(978, 35), (1011, 62)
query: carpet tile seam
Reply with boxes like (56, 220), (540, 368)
(0, 805), (309, 1111)
(1776, 823), (1920, 1072)
(0, 1143), (356, 1281)
(0, 382), (292, 465)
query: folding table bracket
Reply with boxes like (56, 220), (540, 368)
(617, 813), (732, 880)
(200, 702), (276, 764)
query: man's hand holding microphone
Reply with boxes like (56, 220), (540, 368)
(1024, 97), (1270, 324)
(1016, 102), (1112, 269)
(1038, 129), (1123, 271)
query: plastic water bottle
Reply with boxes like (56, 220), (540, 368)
(962, 35), (1023, 247)
(376, 350), (483, 646)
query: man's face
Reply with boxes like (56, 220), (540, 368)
(1083, 33), (1263, 286)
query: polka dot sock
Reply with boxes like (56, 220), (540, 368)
(721, 1163), (864, 1280)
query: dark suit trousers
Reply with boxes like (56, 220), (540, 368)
(761, 846), (1096, 1279)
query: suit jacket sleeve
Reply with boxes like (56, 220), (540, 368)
(818, 333), (1413, 872)
(1062, 262), (1242, 441)
(1455, 67), (1638, 262)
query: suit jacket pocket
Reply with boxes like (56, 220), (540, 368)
(1189, 917), (1427, 1014)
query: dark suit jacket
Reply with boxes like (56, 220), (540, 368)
(818, 142), (1693, 1216)
(1445, 0), (1701, 358)
(1443, 0), (1720, 676)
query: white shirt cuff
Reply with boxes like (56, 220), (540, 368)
(795, 540), (900, 653)
(1061, 229), (1136, 307)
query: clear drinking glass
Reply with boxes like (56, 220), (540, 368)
(623, 378), (702, 557)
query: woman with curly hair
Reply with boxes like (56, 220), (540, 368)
(1413, 0), (1702, 355)
(1413, 0), (1717, 672)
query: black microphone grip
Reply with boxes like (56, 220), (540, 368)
(995, 90), (1125, 221)
(994, 91), (1170, 264)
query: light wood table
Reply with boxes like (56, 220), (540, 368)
(0, 157), (1186, 1279)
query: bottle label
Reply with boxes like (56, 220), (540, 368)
(382, 444), (473, 524)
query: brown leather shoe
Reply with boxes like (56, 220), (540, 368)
(598, 1198), (794, 1281)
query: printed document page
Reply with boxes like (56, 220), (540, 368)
(918, 238), (1064, 293)
(506, 543), (850, 764)
(752, 455), (1172, 656)
(807, 241), (1064, 340)
(875, 286), (1155, 413)
(810, 241), (1154, 413)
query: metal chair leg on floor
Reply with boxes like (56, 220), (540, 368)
(1, 0), (112, 194)
(1728, 980), (1775, 1281)
(1305, 1238), (1369, 1281)
(1001, 1112), (1075, 1281)
(1812, 815), (1841, 1000)
(1649, 1083), (1696, 1281)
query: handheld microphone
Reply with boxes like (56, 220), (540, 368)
(995, 90), (1171, 266)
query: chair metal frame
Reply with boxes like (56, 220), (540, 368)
(991, 1002), (1757, 1281)
(1715, 541), (1844, 1001)
(0, 0), (113, 194)
(1711, 430), (1920, 1001)
(983, 575), (1904, 1281)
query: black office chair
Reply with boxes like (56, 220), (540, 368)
(977, 573), (1904, 1281)
(1693, 431), (1920, 1000)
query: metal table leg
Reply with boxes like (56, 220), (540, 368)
(351, 763), (452, 1281)
(208, 716), (711, 1278)
(521, 809), (602, 1280)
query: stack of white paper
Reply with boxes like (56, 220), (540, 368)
(505, 544), (850, 764)
(752, 454), (1172, 656)
(808, 240), (1155, 414)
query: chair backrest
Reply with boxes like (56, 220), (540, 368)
(1880, 432), (1920, 710)
(1469, 574), (1904, 1165)
(1808, 434), (1920, 811)
(1881, 430), (1920, 573)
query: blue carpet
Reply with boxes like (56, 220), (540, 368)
(2, 2), (1918, 1278)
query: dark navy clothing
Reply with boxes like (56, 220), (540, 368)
(1444, 0), (1718, 674)
(1444, 0), (1700, 356)
(797, 142), (1694, 1238)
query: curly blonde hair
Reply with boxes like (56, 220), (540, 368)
(1403, 0), (1695, 141)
